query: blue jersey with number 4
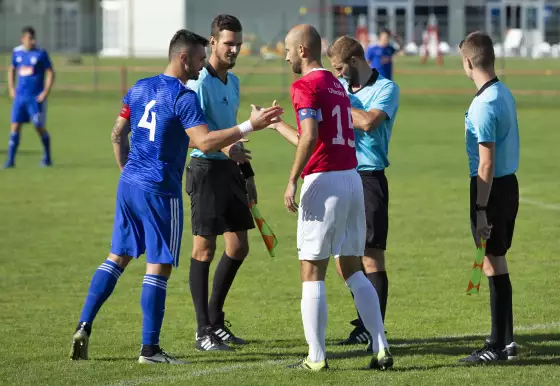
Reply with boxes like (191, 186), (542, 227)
(120, 74), (207, 197)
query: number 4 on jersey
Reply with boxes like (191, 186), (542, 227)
(139, 100), (157, 142)
(332, 105), (355, 147)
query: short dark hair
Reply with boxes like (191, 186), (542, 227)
(327, 35), (365, 62)
(379, 28), (391, 36)
(459, 31), (495, 69)
(22, 26), (36, 37)
(168, 29), (209, 60)
(211, 14), (242, 39)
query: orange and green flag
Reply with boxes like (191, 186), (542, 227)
(249, 203), (278, 257)
(466, 239), (486, 295)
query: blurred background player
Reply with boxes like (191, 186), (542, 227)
(365, 28), (399, 80)
(458, 32), (519, 364)
(268, 24), (393, 371)
(5, 26), (55, 168)
(328, 36), (399, 352)
(420, 14), (443, 66)
(186, 14), (257, 352)
(70, 29), (283, 364)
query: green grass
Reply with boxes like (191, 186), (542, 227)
(0, 56), (559, 385)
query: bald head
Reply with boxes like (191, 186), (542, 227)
(284, 24), (322, 74)
(286, 24), (322, 59)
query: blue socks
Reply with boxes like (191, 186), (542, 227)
(6, 132), (20, 166)
(141, 274), (168, 345)
(79, 260), (124, 324)
(78, 263), (168, 347)
(4, 131), (51, 166)
(40, 132), (51, 163)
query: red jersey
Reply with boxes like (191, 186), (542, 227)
(290, 68), (357, 178)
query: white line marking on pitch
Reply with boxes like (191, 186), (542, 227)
(108, 359), (290, 386)
(520, 197), (560, 211)
(108, 321), (559, 386)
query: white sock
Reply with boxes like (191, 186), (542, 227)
(346, 271), (388, 353)
(301, 281), (327, 362)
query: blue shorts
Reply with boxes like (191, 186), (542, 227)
(110, 180), (183, 267)
(11, 97), (47, 127)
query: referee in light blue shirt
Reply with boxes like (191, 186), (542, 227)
(327, 36), (399, 350)
(185, 14), (255, 352)
(458, 32), (520, 364)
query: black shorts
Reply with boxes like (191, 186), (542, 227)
(470, 174), (519, 256)
(360, 170), (389, 250)
(186, 157), (255, 236)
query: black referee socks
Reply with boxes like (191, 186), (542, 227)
(367, 271), (389, 322)
(488, 273), (513, 350)
(209, 253), (244, 326)
(189, 258), (211, 334)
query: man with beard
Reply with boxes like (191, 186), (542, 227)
(70, 29), (282, 363)
(327, 36), (399, 351)
(185, 14), (256, 352)
(267, 24), (393, 371)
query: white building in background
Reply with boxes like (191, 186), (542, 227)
(100, 0), (187, 57)
(0, 0), (558, 56)
(99, 0), (328, 57)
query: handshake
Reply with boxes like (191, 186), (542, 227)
(223, 101), (285, 164)
(251, 100), (283, 130)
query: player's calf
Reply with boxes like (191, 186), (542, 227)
(338, 256), (391, 369)
(34, 127), (52, 167)
(140, 264), (172, 359)
(70, 255), (130, 361)
(208, 237), (249, 345)
(4, 124), (22, 168)
(138, 265), (187, 363)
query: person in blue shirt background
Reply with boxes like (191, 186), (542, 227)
(5, 26), (55, 168)
(365, 28), (399, 80)
(458, 31), (520, 365)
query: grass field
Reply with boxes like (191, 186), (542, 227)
(1, 55), (559, 385)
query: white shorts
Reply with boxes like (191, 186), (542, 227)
(297, 169), (366, 260)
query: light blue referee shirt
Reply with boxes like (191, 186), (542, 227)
(187, 64), (240, 160)
(339, 70), (400, 171)
(465, 78), (520, 178)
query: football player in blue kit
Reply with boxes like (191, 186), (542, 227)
(69, 29), (283, 364)
(5, 26), (55, 168)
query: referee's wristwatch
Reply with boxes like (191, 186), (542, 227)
(475, 204), (488, 212)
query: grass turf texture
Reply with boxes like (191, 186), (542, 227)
(1, 56), (559, 385)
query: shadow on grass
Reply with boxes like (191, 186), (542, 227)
(0, 149), (42, 155)
(89, 334), (559, 364)
(390, 332), (560, 359)
(331, 356), (560, 373)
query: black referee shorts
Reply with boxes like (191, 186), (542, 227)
(470, 174), (519, 257)
(360, 170), (389, 250)
(186, 157), (255, 236)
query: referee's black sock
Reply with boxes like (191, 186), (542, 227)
(366, 271), (389, 322)
(209, 253), (244, 326)
(504, 276), (514, 345)
(488, 273), (511, 350)
(189, 258), (211, 335)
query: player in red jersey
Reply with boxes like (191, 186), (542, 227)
(264, 24), (393, 371)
